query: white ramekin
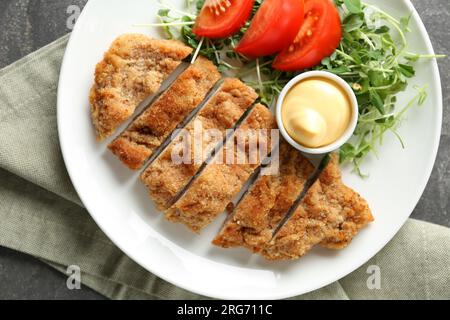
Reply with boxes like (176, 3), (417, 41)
(276, 70), (359, 155)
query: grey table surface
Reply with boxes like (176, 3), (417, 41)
(0, 0), (448, 300)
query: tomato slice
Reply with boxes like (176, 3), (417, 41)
(235, 0), (305, 58)
(273, 0), (342, 71)
(193, 0), (255, 39)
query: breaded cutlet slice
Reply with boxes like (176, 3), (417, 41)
(311, 156), (374, 250)
(140, 78), (257, 210)
(90, 34), (192, 140)
(214, 155), (374, 260)
(262, 155), (374, 260)
(165, 104), (277, 233)
(212, 142), (314, 249)
(108, 56), (221, 169)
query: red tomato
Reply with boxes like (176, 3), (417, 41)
(273, 0), (342, 71)
(235, 0), (305, 58)
(193, 0), (255, 39)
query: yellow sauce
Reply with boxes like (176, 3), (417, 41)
(281, 77), (352, 148)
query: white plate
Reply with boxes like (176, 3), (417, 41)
(57, 0), (442, 299)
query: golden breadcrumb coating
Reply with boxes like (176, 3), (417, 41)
(90, 34), (192, 140)
(108, 56), (220, 169)
(213, 154), (374, 260)
(165, 104), (277, 233)
(213, 142), (314, 248)
(140, 78), (257, 209)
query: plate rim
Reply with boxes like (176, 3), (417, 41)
(57, 0), (443, 299)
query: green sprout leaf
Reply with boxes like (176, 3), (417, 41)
(344, 0), (362, 14)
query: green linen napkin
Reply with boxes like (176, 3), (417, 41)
(0, 35), (449, 300)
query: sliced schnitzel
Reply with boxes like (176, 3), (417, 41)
(90, 34), (375, 262)
(90, 34), (192, 140)
(165, 104), (278, 233)
(213, 154), (374, 260)
(108, 56), (220, 169)
(213, 142), (314, 248)
(140, 78), (257, 210)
